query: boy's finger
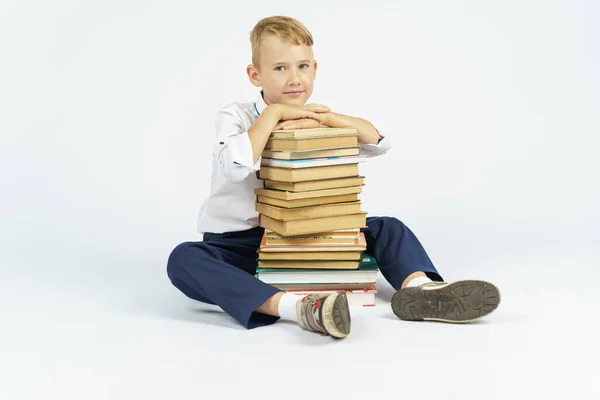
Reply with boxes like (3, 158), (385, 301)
(310, 112), (325, 121)
(305, 104), (330, 112)
(284, 119), (320, 130)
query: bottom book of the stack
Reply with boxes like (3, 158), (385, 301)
(255, 255), (379, 307)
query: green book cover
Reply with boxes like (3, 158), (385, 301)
(256, 254), (378, 274)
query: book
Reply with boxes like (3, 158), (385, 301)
(258, 251), (364, 260)
(260, 155), (367, 169)
(259, 231), (366, 250)
(269, 127), (358, 139)
(272, 282), (375, 291)
(256, 193), (359, 208)
(263, 255), (380, 290)
(255, 256), (378, 284)
(265, 228), (360, 236)
(257, 260), (361, 269)
(258, 232), (367, 248)
(258, 163), (359, 183)
(264, 176), (365, 192)
(259, 213), (367, 236)
(255, 201), (362, 221)
(254, 186), (363, 201)
(262, 146), (360, 160)
(265, 135), (358, 151)
(281, 285), (377, 307)
(263, 229), (360, 245)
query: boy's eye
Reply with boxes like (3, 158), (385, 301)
(299, 64), (309, 69)
(274, 66), (285, 71)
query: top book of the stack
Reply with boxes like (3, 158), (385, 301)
(264, 127), (358, 152)
(269, 127), (357, 139)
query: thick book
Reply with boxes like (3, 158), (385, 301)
(258, 163), (359, 183)
(260, 156), (367, 169)
(269, 127), (358, 139)
(262, 146), (360, 160)
(264, 228), (360, 236)
(259, 231), (367, 251)
(263, 228), (360, 245)
(255, 269), (377, 284)
(265, 135), (358, 151)
(280, 285), (378, 307)
(264, 176), (365, 192)
(255, 201), (362, 221)
(257, 193), (359, 208)
(254, 256), (379, 284)
(259, 212), (367, 236)
(254, 186), (363, 201)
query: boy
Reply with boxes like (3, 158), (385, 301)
(167, 16), (500, 339)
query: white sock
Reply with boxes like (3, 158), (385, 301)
(278, 293), (303, 322)
(407, 276), (433, 288)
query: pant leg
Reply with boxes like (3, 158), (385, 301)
(361, 216), (443, 290)
(166, 226), (281, 329)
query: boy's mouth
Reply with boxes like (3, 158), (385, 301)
(284, 90), (305, 96)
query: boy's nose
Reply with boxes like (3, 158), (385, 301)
(287, 71), (301, 85)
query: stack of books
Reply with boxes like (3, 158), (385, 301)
(254, 127), (378, 307)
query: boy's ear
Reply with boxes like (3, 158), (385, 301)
(313, 59), (318, 78)
(246, 64), (261, 87)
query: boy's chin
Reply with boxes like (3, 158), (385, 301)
(279, 97), (307, 106)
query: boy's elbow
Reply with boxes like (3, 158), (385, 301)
(224, 169), (249, 184)
(218, 157), (250, 184)
(215, 140), (258, 184)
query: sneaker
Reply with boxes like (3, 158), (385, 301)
(391, 280), (501, 323)
(296, 292), (351, 338)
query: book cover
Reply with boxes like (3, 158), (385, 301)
(270, 127), (358, 139)
(263, 176), (365, 192)
(262, 146), (360, 160)
(254, 186), (363, 201)
(260, 156), (367, 169)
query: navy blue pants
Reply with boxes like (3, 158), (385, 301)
(167, 216), (442, 329)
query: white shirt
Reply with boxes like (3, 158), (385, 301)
(196, 92), (392, 234)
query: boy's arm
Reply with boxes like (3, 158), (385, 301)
(214, 103), (329, 184)
(248, 104), (331, 163)
(248, 106), (279, 163)
(213, 107), (261, 184)
(247, 106), (282, 164)
(322, 112), (383, 145)
(273, 111), (385, 145)
(322, 111), (391, 158)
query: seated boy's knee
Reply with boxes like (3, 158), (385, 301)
(378, 216), (405, 228)
(167, 242), (194, 275)
(167, 241), (213, 272)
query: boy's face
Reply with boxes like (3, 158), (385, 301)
(247, 35), (317, 106)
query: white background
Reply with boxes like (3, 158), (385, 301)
(1, 0), (599, 399)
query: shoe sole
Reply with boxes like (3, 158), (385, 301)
(321, 292), (351, 338)
(391, 280), (501, 323)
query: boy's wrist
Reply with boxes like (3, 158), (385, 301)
(261, 104), (283, 126)
(323, 112), (350, 128)
(321, 112), (338, 127)
(264, 104), (282, 120)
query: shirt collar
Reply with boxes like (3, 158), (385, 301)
(254, 90), (268, 116)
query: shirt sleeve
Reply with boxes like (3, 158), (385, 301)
(358, 127), (392, 157)
(213, 106), (261, 184)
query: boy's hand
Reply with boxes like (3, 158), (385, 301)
(271, 103), (331, 130)
(273, 118), (322, 130)
(271, 103), (330, 123)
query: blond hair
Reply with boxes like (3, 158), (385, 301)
(249, 16), (314, 67)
